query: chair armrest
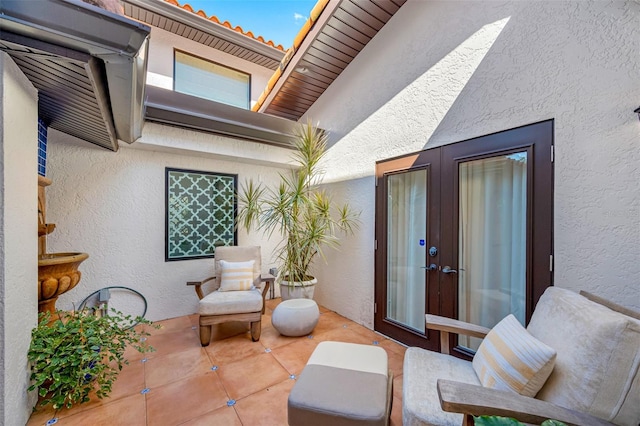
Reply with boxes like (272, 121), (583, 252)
(259, 274), (275, 314)
(260, 273), (276, 285)
(580, 290), (640, 320)
(186, 276), (216, 300)
(437, 379), (613, 426)
(426, 314), (491, 337)
(426, 314), (490, 354)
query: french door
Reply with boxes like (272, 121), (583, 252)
(374, 121), (553, 356)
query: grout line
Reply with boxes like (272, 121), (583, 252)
(210, 362), (233, 405)
(233, 405), (244, 425)
(231, 373), (292, 405)
(143, 358), (149, 426)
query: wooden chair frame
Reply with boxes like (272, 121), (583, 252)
(425, 290), (639, 426)
(187, 273), (275, 346)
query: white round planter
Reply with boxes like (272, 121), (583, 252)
(280, 277), (317, 301)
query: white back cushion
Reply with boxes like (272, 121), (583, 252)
(213, 246), (261, 289)
(528, 287), (640, 425)
(473, 314), (556, 397)
(219, 260), (255, 291)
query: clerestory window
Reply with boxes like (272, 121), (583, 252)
(174, 50), (250, 109)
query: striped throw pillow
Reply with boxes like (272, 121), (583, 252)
(472, 314), (557, 397)
(218, 260), (255, 291)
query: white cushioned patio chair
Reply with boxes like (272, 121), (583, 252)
(187, 246), (274, 346)
(403, 287), (640, 426)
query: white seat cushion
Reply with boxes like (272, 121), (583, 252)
(308, 341), (388, 377)
(403, 347), (480, 426)
(198, 288), (263, 315)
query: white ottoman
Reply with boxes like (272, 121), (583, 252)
(288, 341), (393, 426)
(272, 299), (319, 336)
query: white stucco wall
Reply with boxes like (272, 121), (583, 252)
(305, 0), (640, 327)
(136, 122), (295, 168)
(48, 126), (290, 321)
(0, 52), (39, 426)
(146, 26), (275, 107)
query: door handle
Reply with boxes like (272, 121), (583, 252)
(421, 264), (437, 271)
(441, 266), (457, 274)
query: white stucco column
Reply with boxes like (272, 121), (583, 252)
(0, 51), (39, 425)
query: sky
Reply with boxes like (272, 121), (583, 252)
(180, 0), (318, 48)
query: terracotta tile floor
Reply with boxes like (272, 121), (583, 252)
(27, 299), (405, 426)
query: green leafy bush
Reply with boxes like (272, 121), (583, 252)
(28, 309), (157, 410)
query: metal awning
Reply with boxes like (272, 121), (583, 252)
(144, 85), (296, 149)
(0, 0), (151, 151)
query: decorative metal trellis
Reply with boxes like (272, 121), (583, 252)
(165, 168), (237, 261)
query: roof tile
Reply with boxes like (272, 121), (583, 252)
(163, 0), (285, 51)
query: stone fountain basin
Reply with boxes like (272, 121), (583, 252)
(38, 252), (89, 303)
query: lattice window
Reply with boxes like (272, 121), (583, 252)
(165, 168), (237, 261)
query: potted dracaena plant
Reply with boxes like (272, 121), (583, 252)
(28, 308), (157, 411)
(237, 121), (359, 300)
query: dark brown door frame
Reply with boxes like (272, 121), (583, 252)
(374, 120), (554, 354)
(374, 150), (442, 350)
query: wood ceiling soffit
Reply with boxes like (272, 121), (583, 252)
(320, 25), (366, 50)
(252, 0), (335, 113)
(280, 81), (324, 97)
(272, 99), (314, 114)
(271, 90), (315, 106)
(297, 61), (340, 79)
(284, 80), (329, 98)
(123, 2), (282, 70)
(269, 107), (309, 120)
(307, 46), (350, 69)
(312, 39), (355, 63)
(370, 0), (401, 15)
(291, 69), (334, 85)
(302, 52), (345, 75)
(360, 1), (393, 21)
(340, 2), (385, 31)
(325, 18), (371, 45)
(272, 88), (317, 105)
(258, 0), (407, 120)
(280, 91), (318, 106)
(277, 85), (322, 100)
(332, 10), (378, 38)
(287, 71), (330, 88)
(316, 33), (362, 56)
(265, 105), (302, 120)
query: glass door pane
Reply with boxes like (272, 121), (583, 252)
(458, 153), (527, 350)
(387, 169), (427, 333)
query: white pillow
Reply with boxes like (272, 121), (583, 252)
(218, 260), (255, 291)
(472, 314), (557, 397)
